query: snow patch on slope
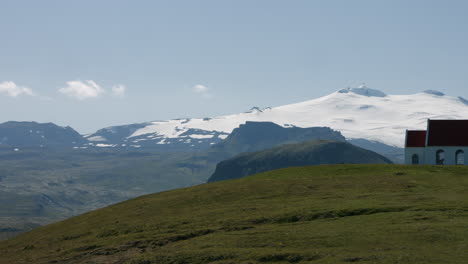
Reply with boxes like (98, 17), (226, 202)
(87, 136), (107, 142)
(189, 134), (214, 139)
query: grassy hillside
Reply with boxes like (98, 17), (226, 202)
(208, 140), (392, 182)
(1, 165), (467, 263)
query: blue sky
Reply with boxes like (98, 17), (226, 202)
(1, 0), (467, 133)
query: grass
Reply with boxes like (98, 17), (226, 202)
(0, 164), (467, 263)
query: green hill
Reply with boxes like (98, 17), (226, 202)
(208, 140), (392, 182)
(1, 165), (468, 264)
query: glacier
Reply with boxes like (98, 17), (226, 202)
(87, 86), (468, 148)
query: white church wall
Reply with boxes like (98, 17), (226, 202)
(405, 147), (425, 165)
(424, 146), (468, 165)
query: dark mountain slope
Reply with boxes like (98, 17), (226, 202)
(208, 140), (392, 182)
(210, 121), (345, 157)
(0, 121), (85, 149)
(1, 165), (467, 263)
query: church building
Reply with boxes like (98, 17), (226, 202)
(405, 120), (467, 165)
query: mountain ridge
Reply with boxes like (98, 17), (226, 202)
(84, 87), (468, 148)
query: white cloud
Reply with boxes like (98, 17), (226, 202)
(192, 84), (213, 99)
(193, 84), (209, 93)
(111, 84), (126, 97)
(0, 81), (35, 97)
(58, 80), (105, 100)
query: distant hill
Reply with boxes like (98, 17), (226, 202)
(208, 140), (392, 182)
(0, 121), (85, 150)
(210, 121), (345, 157)
(1, 165), (467, 264)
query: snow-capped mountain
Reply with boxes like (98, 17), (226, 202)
(86, 85), (468, 148)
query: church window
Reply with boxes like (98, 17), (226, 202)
(436, 150), (445, 165)
(456, 150), (465, 165)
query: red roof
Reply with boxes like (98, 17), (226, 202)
(406, 130), (427, 147)
(427, 120), (468, 147)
